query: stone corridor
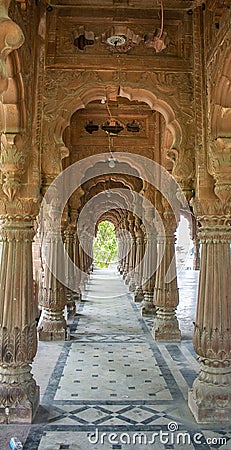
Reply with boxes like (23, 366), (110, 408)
(0, 266), (230, 450)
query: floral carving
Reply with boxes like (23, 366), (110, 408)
(209, 138), (231, 203)
(0, 324), (37, 366)
(0, 134), (25, 201)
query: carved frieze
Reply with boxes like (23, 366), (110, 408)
(52, 15), (187, 60)
(43, 69), (194, 126)
(0, 194), (40, 219)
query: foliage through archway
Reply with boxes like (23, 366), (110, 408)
(93, 221), (118, 268)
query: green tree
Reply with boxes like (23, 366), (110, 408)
(93, 221), (118, 268)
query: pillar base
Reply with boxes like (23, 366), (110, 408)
(38, 327), (66, 341)
(141, 296), (155, 317)
(188, 361), (231, 423)
(133, 288), (144, 302)
(73, 290), (82, 302)
(129, 280), (136, 292)
(0, 379), (39, 424)
(67, 304), (76, 318)
(152, 307), (181, 341)
(188, 389), (230, 424)
(66, 295), (76, 318)
(38, 311), (66, 341)
(152, 327), (181, 341)
(124, 273), (130, 285)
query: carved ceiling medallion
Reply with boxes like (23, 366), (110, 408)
(102, 26), (141, 53)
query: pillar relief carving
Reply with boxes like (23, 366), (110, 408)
(0, 133), (25, 201)
(208, 138), (231, 204)
(0, 195), (40, 422)
(189, 143), (231, 422)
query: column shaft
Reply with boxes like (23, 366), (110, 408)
(133, 221), (145, 302)
(63, 227), (76, 317)
(0, 219), (39, 423)
(38, 209), (67, 341)
(153, 233), (181, 341)
(141, 230), (156, 316)
(188, 223), (231, 423)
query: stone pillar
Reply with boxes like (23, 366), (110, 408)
(141, 212), (157, 317)
(125, 213), (136, 291)
(116, 229), (121, 272)
(193, 235), (200, 270)
(73, 231), (82, 301)
(86, 230), (94, 274)
(116, 228), (123, 273)
(133, 218), (144, 302)
(123, 245), (130, 280)
(0, 217), (39, 423)
(120, 228), (127, 275)
(152, 222), (181, 341)
(122, 215), (130, 280)
(190, 215), (201, 270)
(38, 203), (67, 341)
(63, 224), (76, 317)
(188, 217), (231, 423)
(79, 233), (89, 291)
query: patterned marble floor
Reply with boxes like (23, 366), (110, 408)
(0, 267), (230, 450)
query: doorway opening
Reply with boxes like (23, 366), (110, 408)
(93, 220), (118, 269)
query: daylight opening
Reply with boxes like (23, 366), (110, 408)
(93, 221), (118, 268)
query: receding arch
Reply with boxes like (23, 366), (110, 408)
(53, 84), (183, 157)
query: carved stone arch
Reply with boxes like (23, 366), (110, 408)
(81, 173), (143, 199)
(52, 84), (183, 159)
(118, 86), (182, 148)
(96, 211), (118, 230)
(80, 190), (132, 238)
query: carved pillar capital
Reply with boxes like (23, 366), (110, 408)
(209, 138), (231, 203)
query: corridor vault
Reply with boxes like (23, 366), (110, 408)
(0, 0), (230, 427)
